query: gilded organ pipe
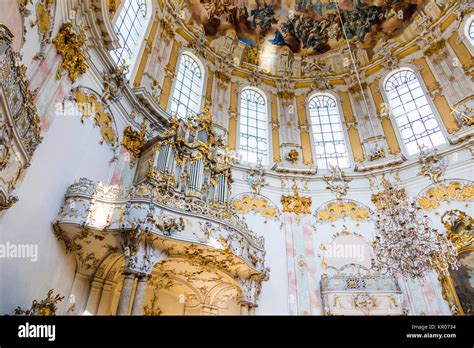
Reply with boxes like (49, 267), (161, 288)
(136, 104), (232, 207)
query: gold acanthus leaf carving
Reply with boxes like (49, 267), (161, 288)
(231, 194), (278, 220)
(122, 122), (147, 159)
(369, 146), (385, 161)
(108, 0), (120, 18)
(316, 200), (370, 222)
(72, 89), (117, 147)
(417, 181), (474, 211)
(215, 70), (230, 83)
(36, 0), (55, 44)
(13, 289), (64, 316)
(441, 210), (473, 252)
(418, 145), (446, 184)
(286, 149), (299, 165)
(281, 195), (312, 214)
(371, 177), (407, 211)
(53, 22), (88, 82)
(424, 39), (446, 57)
(281, 179), (312, 214)
(17, 0), (32, 16)
(277, 90), (295, 99)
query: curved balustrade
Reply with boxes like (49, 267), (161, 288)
(54, 178), (267, 275)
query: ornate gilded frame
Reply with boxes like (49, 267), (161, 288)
(439, 246), (473, 316)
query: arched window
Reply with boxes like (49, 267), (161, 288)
(239, 88), (269, 164)
(111, 0), (151, 71)
(468, 19), (474, 46)
(308, 94), (350, 169)
(384, 69), (445, 156)
(169, 53), (203, 120)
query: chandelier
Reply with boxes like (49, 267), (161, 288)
(371, 175), (458, 279)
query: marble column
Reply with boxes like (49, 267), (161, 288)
(116, 273), (135, 315)
(131, 275), (150, 315)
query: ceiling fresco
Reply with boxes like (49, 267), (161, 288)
(185, 0), (424, 55)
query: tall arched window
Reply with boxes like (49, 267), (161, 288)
(384, 69), (445, 156)
(308, 94), (350, 169)
(169, 53), (203, 120)
(239, 88), (269, 164)
(111, 0), (151, 71)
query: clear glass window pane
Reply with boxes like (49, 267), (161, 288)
(308, 94), (350, 169)
(169, 53), (203, 120)
(239, 89), (268, 164)
(384, 69), (446, 156)
(111, 0), (149, 72)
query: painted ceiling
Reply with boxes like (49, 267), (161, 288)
(185, 0), (424, 55)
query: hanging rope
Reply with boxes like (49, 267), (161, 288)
(334, 0), (377, 136)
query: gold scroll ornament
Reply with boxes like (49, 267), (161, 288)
(232, 194), (278, 220)
(417, 181), (474, 211)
